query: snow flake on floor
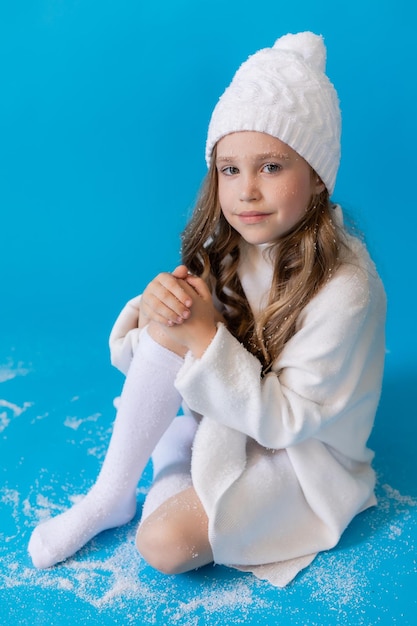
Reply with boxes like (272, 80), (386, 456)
(0, 356), (34, 432)
(0, 399), (34, 433)
(0, 359), (30, 383)
(64, 413), (101, 431)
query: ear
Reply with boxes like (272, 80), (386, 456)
(313, 177), (326, 195)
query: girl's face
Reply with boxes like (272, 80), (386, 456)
(216, 131), (325, 246)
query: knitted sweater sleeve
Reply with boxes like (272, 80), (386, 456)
(109, 295), (142, 375)
(175, 261), (386, 456)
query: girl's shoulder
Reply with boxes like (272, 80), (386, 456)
(323, 230), (386, 314)
(295, 241), (386, 339)
(331, 205), (383, 289)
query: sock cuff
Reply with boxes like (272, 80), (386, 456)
(139, 326), (184, 370)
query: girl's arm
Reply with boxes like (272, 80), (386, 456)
(109, 266), (191, 374)
(109, 295), (142, 375)
(109, 266), (222, 374)
(139, 265), (193, 328)
(174, 264), (386, 455)
(158, 275), (219, 358)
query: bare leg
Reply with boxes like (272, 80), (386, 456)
(136, 487), (213, 574)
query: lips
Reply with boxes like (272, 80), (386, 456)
(237, 211), (272, 224)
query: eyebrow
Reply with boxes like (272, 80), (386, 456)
(216, 152), (291, 163)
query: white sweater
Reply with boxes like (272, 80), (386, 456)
(109, 208), (386, 576)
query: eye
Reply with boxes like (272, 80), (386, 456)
(262, 163), (282, 174)
(220, 165), (239, 176)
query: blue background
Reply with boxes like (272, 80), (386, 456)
(1, 1), (416, 624)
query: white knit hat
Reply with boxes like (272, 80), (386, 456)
(206, 32), (341, 194)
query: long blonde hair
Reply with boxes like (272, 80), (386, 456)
(181, 148), (345, 373)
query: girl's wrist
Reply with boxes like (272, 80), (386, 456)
(188, 325), (217, 358)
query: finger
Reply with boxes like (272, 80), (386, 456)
(158, 273), (193, 308)
(184, 275), (211, 300)
(142, 293), (190, 326)
(171, 264), (189, 279)
(144, 273), (192, 309)
(142, 275), (192, 324)
(141, 300), (182, 326)
(143, 293), (189, 324)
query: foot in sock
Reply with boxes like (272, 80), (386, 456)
(28, 488), (137, 569)
(28, 327), (184, 568)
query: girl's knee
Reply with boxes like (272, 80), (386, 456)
(136, 487), (213, 574)
(136, 518), (195, 575)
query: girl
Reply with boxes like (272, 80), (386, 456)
(28, 32), (386, 587)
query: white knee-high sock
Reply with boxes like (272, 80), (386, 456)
(140, 415), (198, 521)
(151, 414), (198, 480)
(28, 328), (183, 569)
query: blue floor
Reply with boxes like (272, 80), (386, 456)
(1, 321), (416, 626)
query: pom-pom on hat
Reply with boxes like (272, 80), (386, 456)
(206, 32), (341, 195)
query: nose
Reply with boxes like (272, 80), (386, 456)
(239, 173), (260, 202)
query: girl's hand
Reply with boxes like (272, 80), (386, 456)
(139, 265), (193, 328)
(164, 275), (218, 357)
